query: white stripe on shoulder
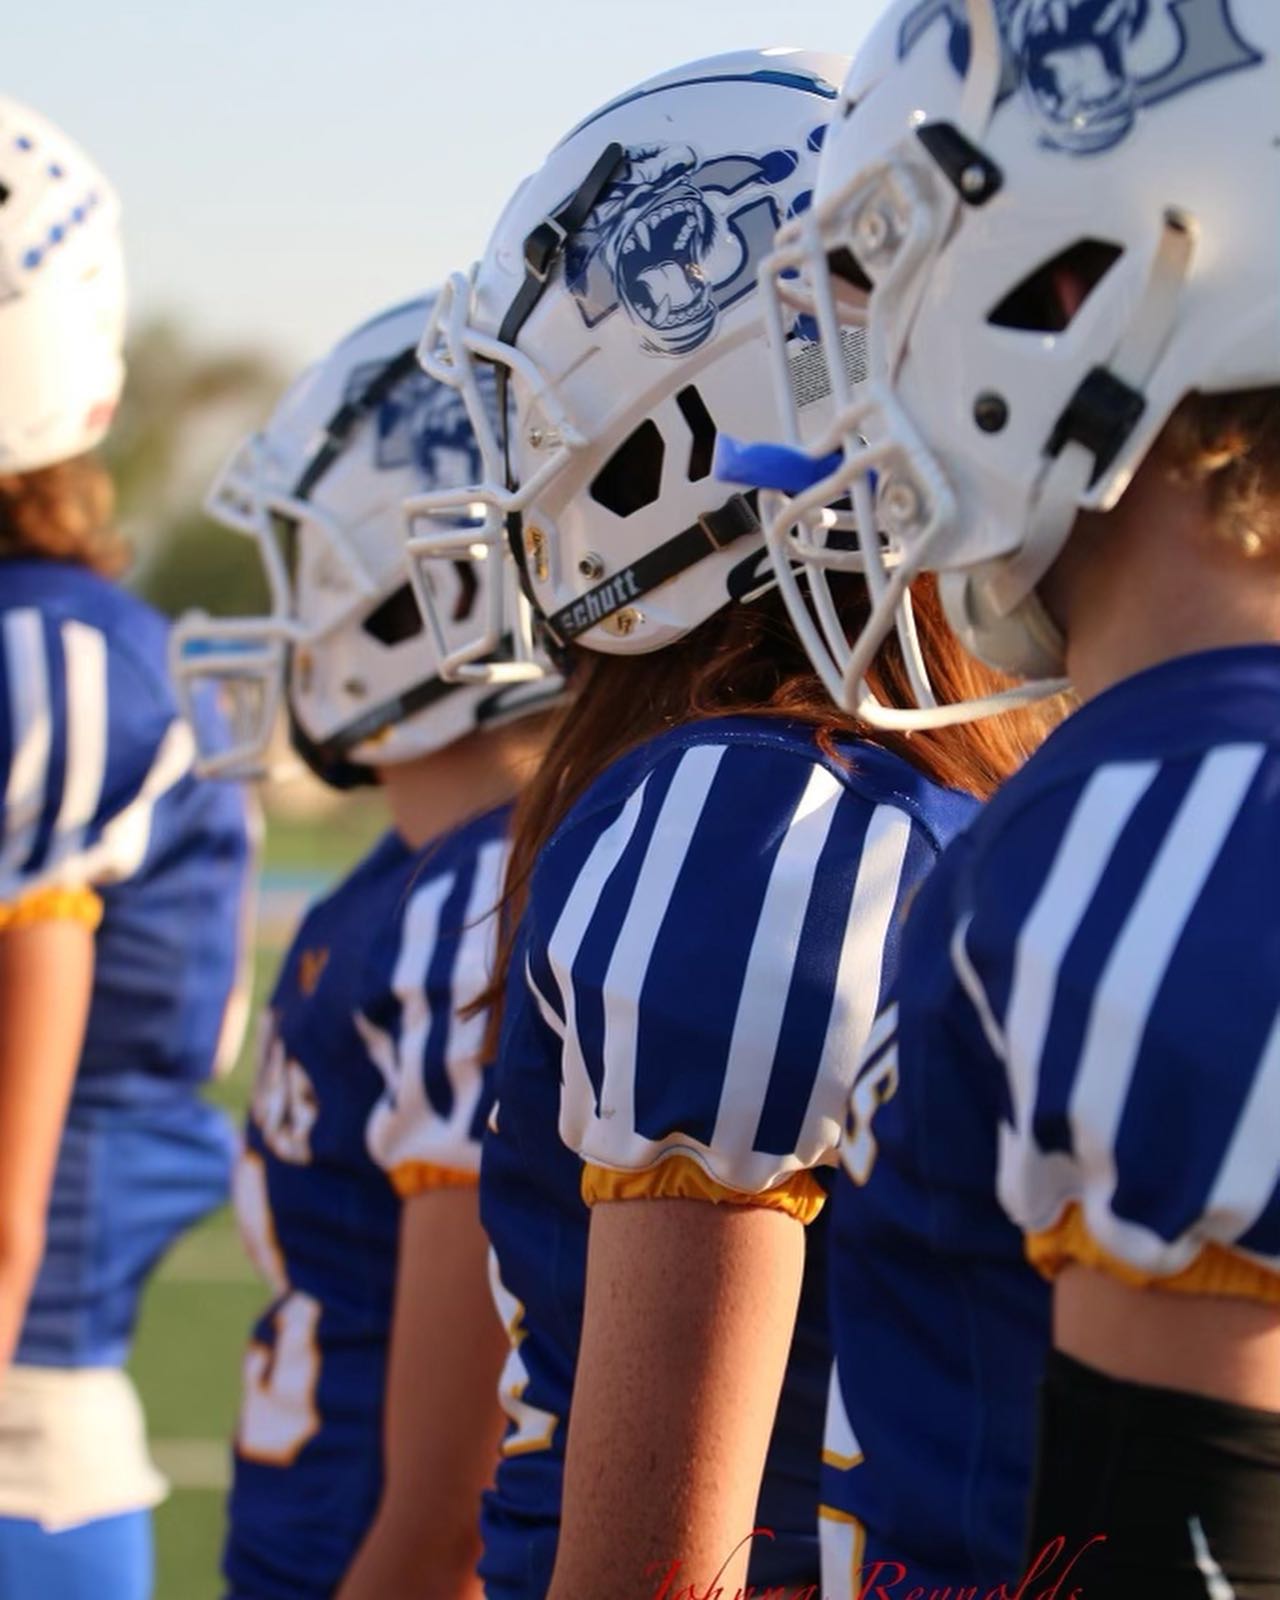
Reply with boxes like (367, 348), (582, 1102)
(0, 610), (52, 885)
(51, 621), (109, 862)
(593, 745), (725, 1147)
(1203, 1002), (1280, 1247)
(711, 764), (844, 1161)
(800, 801), (912, 1163)
(527, 949), (567, 1040)
(991, 761), (1160, 1230)
(1004, 761), (1161, 1136)
(82, 717), (194, 882)
(389, 868), (455, 1076)
(45, 717), (195, 891)
(550, 748), (721, 1153)
(443, 837), (509, 1095)
(1069, 744), (1265, 1260)
(547, 772), (655, 1138)
(952, 915), (1008, 1062)
(361, 867), (453, 1173)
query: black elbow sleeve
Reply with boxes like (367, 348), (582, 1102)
(1024, 1350), (1280, 1598)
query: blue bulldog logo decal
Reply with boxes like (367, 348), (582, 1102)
(346, 362), (490, 490)
(564, 143), (801, 356)
(899, 0), (1261, 154)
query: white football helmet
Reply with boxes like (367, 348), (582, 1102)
(404, 50), (850, 680)
(745, 0), (1276, 724)
(172, 296), (560, 786)
(0, 97), (125, 474)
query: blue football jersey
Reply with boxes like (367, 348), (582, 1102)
(0, 558), (251, 1369)
(824, 647), (1280, 1597)
(479, 716), (977, 1599)
(223, 806), (507, 1600)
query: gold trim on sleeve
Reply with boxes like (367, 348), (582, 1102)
(581, 1154), (826, 1224)
(0, 885), (104, 933)
(1027, 1201), (1280, 1306)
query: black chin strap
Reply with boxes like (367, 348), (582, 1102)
(482, 141), (764, 653)
(283, 343), (465, 786)
(496, 142), (627, 354)
(493, 142), (627, 606)
(288, 633), (534, 791)
(290, 663), (462, 790)
(294, 346), (422, 500)
(545, 493), (760, 646)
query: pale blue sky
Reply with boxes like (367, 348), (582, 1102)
(11, 1), (882, 366)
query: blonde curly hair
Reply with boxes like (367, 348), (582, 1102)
(1163, 389), (1280, 563)
(0, 455), (129, 578)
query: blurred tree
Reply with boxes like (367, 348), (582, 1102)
(102, 318), (286, 618)
(137, 505), (273, 619)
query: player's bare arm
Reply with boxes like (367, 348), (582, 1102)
(0, 917), (95, 1375)
(550, 1199), (804, 1600)
(336, 1186), (508, 1600)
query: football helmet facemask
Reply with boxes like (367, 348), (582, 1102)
(746, 0), (1275, 724)
(404, 49), (852, 681)
(172, 297), (559, 785)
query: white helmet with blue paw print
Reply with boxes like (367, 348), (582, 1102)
(405, 49), (850, 680)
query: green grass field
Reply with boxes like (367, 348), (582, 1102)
(127, 797), (385, 1600)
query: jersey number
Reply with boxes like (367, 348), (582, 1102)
(234, 1151), (322, 1464)
(842, 1014), (900, 1188)
(488, 1251), (559, 1457)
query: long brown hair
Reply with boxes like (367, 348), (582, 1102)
(0, 455), (128, 578)
(479, 575), (1061, 1051)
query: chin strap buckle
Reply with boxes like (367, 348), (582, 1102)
(916, 121), (1003, 207)
(1047, 367), (1146, 484)
(698, 494), (760, 551)
(524, 216), (570, 283)
(498, 142), (626, 351)
(1045, 208), (1196, 489)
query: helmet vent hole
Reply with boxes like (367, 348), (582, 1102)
(449, 561), (479, 623)
(590, 420), (665, 517)
(827, 247), (872, 294)
(0, 183), (9, 206)
(988, 239), (1124, 333)
(362, 583), (425, 646)
(675, 386), (716, 483)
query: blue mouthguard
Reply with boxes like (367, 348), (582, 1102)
(713, 435), (843, 495)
